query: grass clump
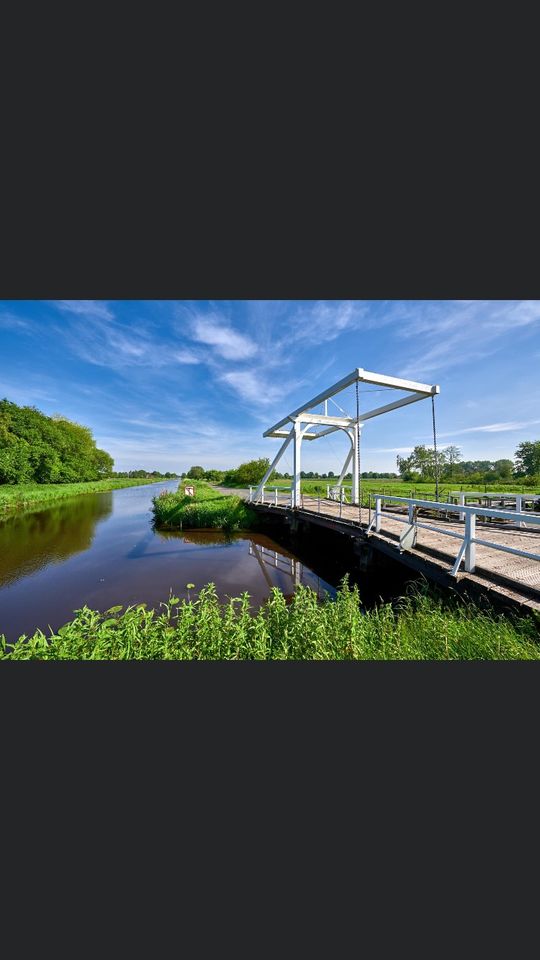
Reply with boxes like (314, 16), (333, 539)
(152, 479), (256, 532)
(2, 579), (539, 660)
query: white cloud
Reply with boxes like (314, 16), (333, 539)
(220, 370), (283, 405)
(190, 315), (257, 360)
(397, 300), (540, 379)
(172, 349), (201, 364)
(55, 300), (115, 321)
(436, 418), (540, 438)
(0, 312), (31, 331)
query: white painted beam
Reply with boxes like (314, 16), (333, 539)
(296, 414), (354, 428)
(263, 368), (360, 437)
(359, 369), (439, 396)
(263, 368), (439, 438)
(252, 428), (294, 502)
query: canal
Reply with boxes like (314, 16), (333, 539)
(0, 481), (336, 643)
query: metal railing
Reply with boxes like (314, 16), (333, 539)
(248, 485), (292, 506)
(327, 484), (352, 502)
(366, 495), (540, 578)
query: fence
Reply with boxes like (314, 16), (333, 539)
(367, 495), (540, 577)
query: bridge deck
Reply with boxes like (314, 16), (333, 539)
(256, 495), (540, 612)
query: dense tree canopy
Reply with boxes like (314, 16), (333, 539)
(0, 399), (114, 484)
(515, 441), (540, 477)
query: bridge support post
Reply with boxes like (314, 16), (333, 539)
(464, 511), (476, 572)
(292, 420), (302, 509)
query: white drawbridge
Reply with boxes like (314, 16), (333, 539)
(253, 368), (440, 507)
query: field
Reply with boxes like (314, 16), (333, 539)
(153, 479), (256, 531)
(0, 478), (168, 515)
(266, 479), (540, 506)
(2, 579), (539, 660)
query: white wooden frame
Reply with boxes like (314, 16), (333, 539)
(254, 368), (440, 507)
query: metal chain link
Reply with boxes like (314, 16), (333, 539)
(432, 394), (439, 502)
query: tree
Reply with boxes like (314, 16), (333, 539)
(224, 458), (275, 486)
(492, 459), (514, 481)
(443, 446), (462, 480)
(186, 465), (205, 479)
(0, 399), (115, 484)
(514, 441), (540, 477)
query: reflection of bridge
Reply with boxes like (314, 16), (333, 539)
(249, 541), (301, 588)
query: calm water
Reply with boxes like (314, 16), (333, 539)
(0, 481), (334, 642)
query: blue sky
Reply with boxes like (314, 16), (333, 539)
(1, 300), (539, 474)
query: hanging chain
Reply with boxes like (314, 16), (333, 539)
(432, 394), (439, 502)
(355, 379), (362, 520)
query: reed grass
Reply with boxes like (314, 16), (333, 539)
(2, 579), (539, 660)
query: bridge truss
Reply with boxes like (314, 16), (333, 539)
(254, 368), (440, 507)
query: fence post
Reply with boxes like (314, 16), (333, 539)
(464, 510), (476, 572)
(249, 486), (253, 502)
(408, 502), (414, 523)
(375, 496), (382, 532)
(274, 487), (278, 506)
(262, 485), (265, 504)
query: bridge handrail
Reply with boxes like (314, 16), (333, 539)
(367, 494), (540, 577)
(370, 494), (540, 523)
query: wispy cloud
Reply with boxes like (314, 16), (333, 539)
(397, 300), (540, 379)
(220, 370), (283, 404)
(55, 300), (115, 321)
(435, 418), (540, 438)
(189, 314), (257, 361)
(0, 311), (32, 331)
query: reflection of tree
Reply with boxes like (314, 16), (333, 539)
(0, 493), (113, 586)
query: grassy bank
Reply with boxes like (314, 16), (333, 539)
(153, 480), (256, 532)
(0, 478), (168, 515)
(2, 580), (539, 660)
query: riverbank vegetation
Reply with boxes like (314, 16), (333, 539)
(0, 478), (167, 515)
(152, 480), (256, 532)
(2, 580), (539, 660)
(0, 399), (114, 484)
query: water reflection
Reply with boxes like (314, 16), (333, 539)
(0, 492), (113, 587)
(0, 481), (334, 642)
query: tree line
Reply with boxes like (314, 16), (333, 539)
(396, 441), (540, 484)
(185, 440), (540, 488)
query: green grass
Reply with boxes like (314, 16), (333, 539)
(2, 579), (539, 660)
(0, 478), (168, 515)
(279, 479), (540, 505)
(152, 479), (257, 532)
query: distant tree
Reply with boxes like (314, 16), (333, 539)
(515, 441), (540, 477)
(443, 446), (462, 480)
(492, 459), (514, 481)
(224, 458), (275, 486)
(186, 465), (205, 479)
(327, 470), (335, 477)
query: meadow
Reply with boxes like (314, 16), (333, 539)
(2, 579), (539, 660)
(260, 478), (540, 506)
(0, 478), (166, 515)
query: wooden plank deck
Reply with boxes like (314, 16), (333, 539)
(279, 496), (540, 612)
